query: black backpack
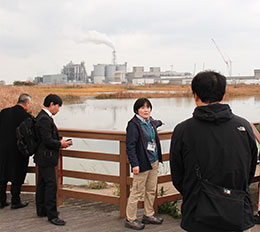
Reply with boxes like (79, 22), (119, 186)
(16, 116), (39, 157)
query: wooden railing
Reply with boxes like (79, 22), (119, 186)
(10, 123), (260, 218)
(56, 128), (178, 218)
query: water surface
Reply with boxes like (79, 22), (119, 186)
(26, 97), (260, 185)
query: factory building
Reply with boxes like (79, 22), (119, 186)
(62, 61), (88, 83)
(35, 74), (68, 84)
(34, 61), (88, 84)
(92, 63), (127, 84)
(92, 64), (106, 84)
(126, 66), (193, 85)
(254, 69), (260, 79)
(127, 67), (160, 84)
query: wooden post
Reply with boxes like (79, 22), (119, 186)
(35, 164), (39, 187)
(56, 150), (63, 206)
(119, 141), (130, 218)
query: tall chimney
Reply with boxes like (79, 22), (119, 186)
(112, 50), (116, 65)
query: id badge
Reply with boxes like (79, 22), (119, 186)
(147, 142), (155, 152)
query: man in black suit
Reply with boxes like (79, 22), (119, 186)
(0, 93), (32, 209)
(34, 94), (72, 226)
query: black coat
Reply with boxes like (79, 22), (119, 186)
(126, 115), (162, 173)
(170, 104), (257, 232)
(0, 105), (31, 184)
(34, 110), (61, 167)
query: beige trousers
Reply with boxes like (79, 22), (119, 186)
(126, 161), (159, 221)
(243, 230), (251, 232)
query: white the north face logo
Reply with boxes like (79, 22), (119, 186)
(237, 126), (246, 131)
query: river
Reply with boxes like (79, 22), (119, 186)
(55, 96), (260, 131)
(26, 96), (260, 185)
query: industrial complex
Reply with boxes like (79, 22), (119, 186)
(26, 43), (260, 85)
(33, 60), (260, 85)
(32, 48), (195, 85)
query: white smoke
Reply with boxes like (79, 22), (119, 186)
(78, 30), (115, 50)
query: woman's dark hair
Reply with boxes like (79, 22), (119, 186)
(191, 71), (226, 103)
(133, 98), (152, 113)
(43, 94), (63, 107)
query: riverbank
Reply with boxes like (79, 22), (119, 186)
(1, 83), (260, 115)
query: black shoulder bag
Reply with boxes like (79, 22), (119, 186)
(194, 164), (253, 231)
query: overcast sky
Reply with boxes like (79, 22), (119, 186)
(1, 0), (260, 83)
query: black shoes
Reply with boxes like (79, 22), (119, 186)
(49, 217), (66, 226)
(0, 201), (10, 209)
(1, 201), (29, 209)
(254, 211), (260, 224)
(11, 201), (29, 209)
(125, 219), (145, 230)
(142, 215), (163, 224)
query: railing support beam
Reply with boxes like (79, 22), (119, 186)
(119, 141), (130, 218)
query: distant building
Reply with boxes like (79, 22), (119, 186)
(254, 69), (260, 79)
(92, 64), (106, 84)
(43, 74), (67, 84)
(92, 63), (127, 84)
(160, 70), (192, 84)
(132, 78), (156, 85)
(0, 80), (5, 85)
(127, 66), (192, 85)
(222, 69), (260, 84)
(62, 61), (88, 83)
(34, 76), (43, 84)
(35, 74), (68, 84)
(127, 67), (160, 84)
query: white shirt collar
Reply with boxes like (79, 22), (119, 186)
(43, 108), (52, 117)
(136, 114), (150, 124)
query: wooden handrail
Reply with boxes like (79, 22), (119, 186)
(59, 128), (172, 140)
(58, 128), (126, 141)
(8, 124), (260, 218)
(59, 188), (120, 205)
(62, 169), (120, 183)
(61, 150), (120, 162)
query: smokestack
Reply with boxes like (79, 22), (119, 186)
(112, 50), (116, 65)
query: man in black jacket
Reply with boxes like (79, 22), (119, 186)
(34, 94), (72, 226)
(170, 71), (257, 232)
(0, 93), (32, 209)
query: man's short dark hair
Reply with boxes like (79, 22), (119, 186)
(133, 98), (152, 113)
(191, 71), (226, 103)
(17, 93), (31, 105)
(43, 94), (63, 107)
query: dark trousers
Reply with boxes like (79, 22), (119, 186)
(36, 166), (58, 220)
(0, 181), (22, 204)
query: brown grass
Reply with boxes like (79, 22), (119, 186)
(0, 85), (81, 116)
(96, 83), (260, 99)
(96, 91), (193, 99)
(1, 83), (260, 116)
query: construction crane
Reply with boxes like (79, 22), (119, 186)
(211, 38), (232, 77)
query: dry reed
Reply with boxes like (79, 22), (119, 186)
(1, 84), (260, 116)
(0, 85), (80, 116)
